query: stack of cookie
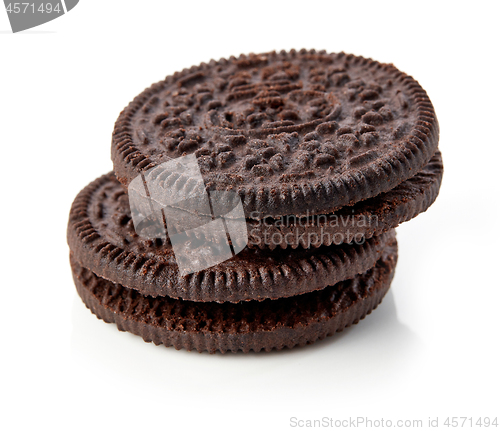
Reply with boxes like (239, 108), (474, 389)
(68, 50), (442, 353)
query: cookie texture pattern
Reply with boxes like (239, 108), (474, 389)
(112, 49), (439, 219)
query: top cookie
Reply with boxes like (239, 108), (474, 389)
(112, 49), (439, 219)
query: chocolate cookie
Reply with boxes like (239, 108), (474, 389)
(67, 173), (395, 302)
(112, 49), (439, 219)
(247, 150), (443, 249)
(71, 237), (398, 353)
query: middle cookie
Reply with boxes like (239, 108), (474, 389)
(68, 173), (395, 303)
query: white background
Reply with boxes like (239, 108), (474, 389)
(1, 1), (499, 430)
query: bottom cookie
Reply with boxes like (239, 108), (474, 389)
(71, 239), (397, 354)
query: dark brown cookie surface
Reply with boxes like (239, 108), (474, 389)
(112, 49), (439, 219)
(67, 173), (395, 302)
(247, 150), (443, 249)
(71, 238), (397, 354)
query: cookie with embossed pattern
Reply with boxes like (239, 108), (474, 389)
(67, 173), (395, 303)
(70, 237), (398, 353)
(112, 49), (439, 220)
